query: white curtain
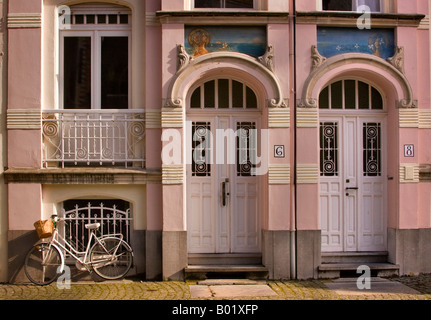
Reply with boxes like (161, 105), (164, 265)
(356, 0), (381, 12)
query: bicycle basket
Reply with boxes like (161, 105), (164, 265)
(33, 220), (54, 239)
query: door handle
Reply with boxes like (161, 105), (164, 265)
(346, 187), (359, 190)
(222, 178), (230, 207)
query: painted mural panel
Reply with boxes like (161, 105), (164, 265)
(317, 27), (395, 59)
(185, 26), (267, 58)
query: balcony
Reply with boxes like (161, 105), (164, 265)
(42, 110), (145, 168)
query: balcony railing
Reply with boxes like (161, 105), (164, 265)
(42, 110), (145, 168)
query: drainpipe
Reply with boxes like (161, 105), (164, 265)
(289, 0), (297, 280)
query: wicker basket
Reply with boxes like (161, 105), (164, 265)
(34, 220), (54, 239)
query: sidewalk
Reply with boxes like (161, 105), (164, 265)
(0, 274), (430, 300)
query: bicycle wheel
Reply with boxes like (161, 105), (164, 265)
(89, 238), (133, 280)
(24, 243), (62, 286)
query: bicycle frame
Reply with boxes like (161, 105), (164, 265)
(37, 225), (125, 273)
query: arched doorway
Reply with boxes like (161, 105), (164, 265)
(319, 78), (387, 252)
(186, 77), (262, 254)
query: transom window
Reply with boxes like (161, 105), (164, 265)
(60, 3), (131, 109)
(190, 79), (258, 109)
(194, 0), (254, 8)
(322, 0), (381, 12)
(319, 80), (383, 110)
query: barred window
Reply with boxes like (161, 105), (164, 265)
(61, 199), (132, 254)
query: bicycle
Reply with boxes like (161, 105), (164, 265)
(24, 215), (133, 286)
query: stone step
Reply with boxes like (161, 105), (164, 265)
(318, 262), (400, 279)
(185, 265), (269, 280)
(188, 253), (262, 265)
(321, 251), (388, 264)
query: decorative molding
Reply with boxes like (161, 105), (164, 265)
(268, 164), (290, 184)
(418, 16), (429, 30)
(301, 51), (415, 110)
(177, 44), (193, 73)
(161, 107), (184, 128)
(145, 109), (161, 129)
(7, 13), (42, 28)
(7, 109), (41, 129)
(296, 107), (318, 128)
(311, 45), (326, 72)
(146, 12), (160, 26)
(297, 98), (318, 109)
(268, 107), (290, 128)
(258, 45), (275, 72)
(387, 46), (405, 74)
(296, 164), (319, 184)
(419, 110), (431, 129)
(162, 164), (184, 184)
(399, 109), (431, 128)
(167, 51), (286, 109)
(399, 108), (419, 128)
(400, 164), (419, 183)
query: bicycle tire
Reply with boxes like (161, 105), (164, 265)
(24, 243), (62, 286)
(89, 237), (133, 280)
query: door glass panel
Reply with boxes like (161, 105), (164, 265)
(64, 37), (92, 109)
(101, 37), (128, 109)
(232, 80), (244, 108)
(319, 86), (329, 109)
(363, 122), (381, 176)
(204, 80), (215, 108)
(331, 81), (343, 109)
(218, 79), (229, 108)
(236, 122), (256, 177)
(246, 86), (257, 108)
(371, 87), (383, 109)
(358, 81), (370, 109)
(192, 122), (212, 176)
(191, 87), (201, 108)
(320, 122), (338, 176)
(344, 80), (356, 109)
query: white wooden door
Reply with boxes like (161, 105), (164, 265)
(320, 115), (386, 252)
(187, 116), (260, 254)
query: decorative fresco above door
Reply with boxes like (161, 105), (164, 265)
(317, 27), (395, 59)
(185, 26), (267, 58)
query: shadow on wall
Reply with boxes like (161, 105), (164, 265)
(7, 230), (39, 283)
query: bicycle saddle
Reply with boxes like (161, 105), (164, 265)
(85, 223), (100, 230)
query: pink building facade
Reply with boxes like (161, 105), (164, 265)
(1, 0), (431, 282)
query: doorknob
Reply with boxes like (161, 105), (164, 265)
(345, 187), (359, 190)
(222, 178), (230, 207)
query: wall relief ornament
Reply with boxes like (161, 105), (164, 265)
(387, 46), (405, 74)
(311, 45), (327, 72)
(258, 45), (275, 72)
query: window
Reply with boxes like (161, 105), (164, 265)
(62, 199), (132, 254)
(319, 80), (383, 110)
(60, 4), (131, 109)
(194, 0), (254, 9)
(322, 0), (381, 12)
(190, 79), (258, 109)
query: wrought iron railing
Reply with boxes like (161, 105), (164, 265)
(42, 110), (145, 168)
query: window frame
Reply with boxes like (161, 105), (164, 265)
(192, 0), (257, 10)
(321, 0), (384, 13)
(59, 6), (131, 110)
(318, 79), (385, 111)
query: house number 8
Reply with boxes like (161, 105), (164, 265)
(404, 144), (414, 157)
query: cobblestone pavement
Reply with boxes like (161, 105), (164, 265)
(0, 274), (430, 301)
